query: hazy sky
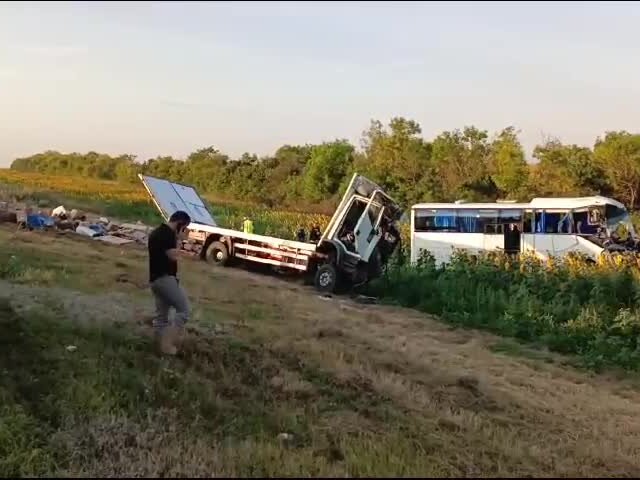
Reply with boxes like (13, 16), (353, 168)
(1, 1), (639, 165)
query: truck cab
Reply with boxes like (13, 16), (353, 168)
(313, 173), (404, 292)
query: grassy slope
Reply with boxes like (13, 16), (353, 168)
(1, 227), (640, 477)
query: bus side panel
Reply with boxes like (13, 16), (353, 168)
(411, 232), (485, 266)
(522, 234), (603, 261)
(521, 234), (542, 259)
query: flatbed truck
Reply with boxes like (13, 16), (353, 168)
(139, 173), (403, 293)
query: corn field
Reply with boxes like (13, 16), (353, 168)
(0, 169), (331, 239)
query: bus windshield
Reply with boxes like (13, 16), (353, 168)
(605, 204), (637, 239)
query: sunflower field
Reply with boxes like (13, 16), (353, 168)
(368, 248), (640, 370)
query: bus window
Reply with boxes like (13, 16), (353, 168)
(535, 210), (572, 233)
(414, 209), (458, 232)
(523, 211), (534, 233)
(457, 209), (498, 233)
(535, 211), (549, 233)
(573, 210), (596, 234)
(480, 210), (499, 233)
(500, 209), (523, 224)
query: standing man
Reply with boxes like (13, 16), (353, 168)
(148, 210), (192, 355)
(242, 216), (254, 234)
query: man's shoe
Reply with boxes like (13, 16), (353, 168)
(158, 326), (178, 356)
(173, 325), (186, 351)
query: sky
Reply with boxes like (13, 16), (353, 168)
(1, 1), (639, 166)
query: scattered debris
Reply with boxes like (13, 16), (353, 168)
(76, 225), (101, 238)
(96, 235), (134, 245)
(120, 222), (150, 233)
(1, 201), (151, 246)
(52, 205), (67, 217)
(0, 211), (17, 224)
(71, 209), (86, 221)
(26, 213), (55, 230)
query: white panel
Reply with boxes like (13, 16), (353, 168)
(412, 233), (485, 265)
(139, 175), (217, 227)
(483, 234), (503, 252)
(414, 232), (605, 264)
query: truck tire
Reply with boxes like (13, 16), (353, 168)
(207, 241), (230, 266)
(314, 264), (338, 293)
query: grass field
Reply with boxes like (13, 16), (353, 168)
(2, 170), (640, 475)
(2, 227), (640, 477)
(3, 169), (640, 372)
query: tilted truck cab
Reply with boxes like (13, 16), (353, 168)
(311, 173), (404, 292)
(139, 172), (403, 294)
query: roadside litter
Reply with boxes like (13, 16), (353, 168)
(1, 202), (151, 246)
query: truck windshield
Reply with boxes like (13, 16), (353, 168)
(605, 204), (637, 239)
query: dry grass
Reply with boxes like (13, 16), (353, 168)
(1, 226), (640, 477)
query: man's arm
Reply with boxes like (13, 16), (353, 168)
(166, 248), (179, 262)
(163, 229), (179, 262)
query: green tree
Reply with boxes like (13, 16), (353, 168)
(593, 131), (640, 207)
(303, 140), (354, 201)
(183, 146), (229, 192)
(532, 139), (609, 197)
(266, 145), (313, 204)
(489, 127), (529, 199)
(141, 156), (185, 182)
(114, 155), (140, 183)
(431, 126), (494, 201)
(357, 117), (434, 205)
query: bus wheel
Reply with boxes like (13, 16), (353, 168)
(207, 241), (229, 266)
(314, 264), (337, 293)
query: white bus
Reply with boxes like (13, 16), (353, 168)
(410, 196), (638, 265)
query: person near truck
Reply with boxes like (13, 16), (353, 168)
(148, 210), (192, 356)
(309, 225), (322, 243)
(242, 216), (254, 234)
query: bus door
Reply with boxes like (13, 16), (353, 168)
(500, 209), (523, 254)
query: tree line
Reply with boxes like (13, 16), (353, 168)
(10, 117), (640, 212)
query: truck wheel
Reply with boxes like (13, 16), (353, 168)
(314, 264), (337, 293)
(207, 241), (230, 266)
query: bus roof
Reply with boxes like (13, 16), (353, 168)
(412, 195), (626, 211)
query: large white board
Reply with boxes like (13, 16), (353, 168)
(139, 174), (217, 227)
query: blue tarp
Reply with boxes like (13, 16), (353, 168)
(26, 214), (55, 230)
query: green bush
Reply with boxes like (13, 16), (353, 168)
(368, 250), (640, 371)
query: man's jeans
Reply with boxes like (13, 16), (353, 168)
(150, 275), (190, 333)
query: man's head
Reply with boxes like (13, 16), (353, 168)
(168, 210), (191, 233)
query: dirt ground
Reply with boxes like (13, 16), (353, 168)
(2, 225), (640, 477)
